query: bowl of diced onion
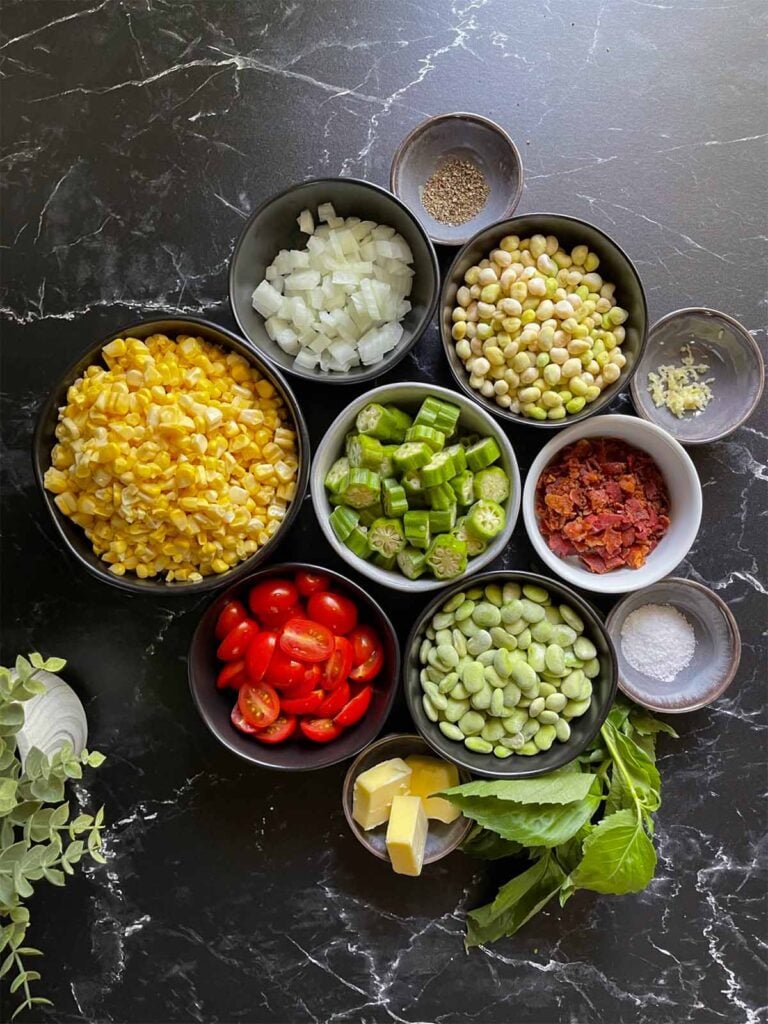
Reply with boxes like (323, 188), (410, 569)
(229, 178), (440, 382)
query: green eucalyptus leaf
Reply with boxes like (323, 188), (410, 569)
(0, 841), (28, 868)
(89, 848), (106, 865)
(570, 808), (656, 895)
(0, 746), (16, 770)
(0, 721), (22, 738)
(9, 907), (29, 924)
(29, 777), (65, 803)
(50, 803), (70, 828)
(29, 997), (54, 1007)
(0, 874), (15, 904)
(0, 704), (24, 728)
(21, 846), (48, 875)
(42, 842), (61, 867)
(10, 968), (38, 993)
(94, 806), (105, 827)
(87, 751), (106, 769)
(69, 814), (93, 835)
(0, 951), (14, 978)
(63, 840), (84, 864)
(466, 851), (565, 947)
(12, 865), (33, 899)
(22, 748), (46, 781)
(0, 778), (19, 816)
(443, 765), (594, 807)
(8, 802), (40, 825)
(29, 654), (45, 671)
(16, 948), (43, 957)
(64, 760), (83, 780)
(42, 867), (65, 887)
(43, 657), (66, 673)
(14, 657), (32, 682)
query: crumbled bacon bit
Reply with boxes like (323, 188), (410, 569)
(535, 438), (670, 574)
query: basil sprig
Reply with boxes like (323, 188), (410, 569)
(441, 700), (677, 947)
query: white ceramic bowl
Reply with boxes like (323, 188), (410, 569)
(522, 415), (702, 595)
(311, 382), (521, 593)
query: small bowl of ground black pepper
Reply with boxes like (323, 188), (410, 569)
(390, 112), (524, 246)
(605, 577), (741, 713)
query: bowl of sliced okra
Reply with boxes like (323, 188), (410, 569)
(310, 383), (521, 592)
(404, 570), (618, 778)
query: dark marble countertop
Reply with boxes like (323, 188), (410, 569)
(2, 1), (766, 1022)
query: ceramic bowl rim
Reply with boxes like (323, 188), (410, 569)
(438, 211), (649, 427)
(403, 569), (619, 779)
(605, 575), (742, 712)
(389, 111), (525, 247)
(188, 562), (401, 770)
(629, 306), (766, 444)
(227, 175), (440, 384)
(309, 380), (522, 593)
(522, 413), (703, 595)
(32, 315), (310, 597)
(341, 732), (473, 863)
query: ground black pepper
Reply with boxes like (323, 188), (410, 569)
(421, 158), (490, 227)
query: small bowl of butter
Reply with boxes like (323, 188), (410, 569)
(342, 733), (472, 876)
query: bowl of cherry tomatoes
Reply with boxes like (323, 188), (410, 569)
(188, 563), (400, 770)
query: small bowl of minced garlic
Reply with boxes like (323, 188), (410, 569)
(390, 113), (524, 247)
(631, 307), (764, 444)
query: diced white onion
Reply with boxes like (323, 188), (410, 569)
(252, 204), (414, 374)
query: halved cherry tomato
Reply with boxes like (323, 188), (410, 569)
(323, 635), (354, 690)
(295, 570), (330, 597)
(216, 659), (248, 690)
(218, 619), (258, 661)
(238, 681), (280, 729)
(264, 649), (306, 690)
(253, 713), (297, 745)
(334, 685), (373, 727)
(215, 600), (248, 641)
(231, 703), (259, 734)
(306, 591), (358, 636)
(245, 631), (277, 681)
(316, 679), (350, 718)
(280, 666), (321, 700)
(248, 579), (299, 629)
(300, 717), (344, 743)
(302, 664), (323, 689)
(348, 625), (384, 682)
(279, 618), (334, 662)
(280, 688), (324, 715)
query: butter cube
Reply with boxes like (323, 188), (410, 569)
(386, 795), (428, 876)
(352, 757), (412, 831)
(404, 754), (460, 824)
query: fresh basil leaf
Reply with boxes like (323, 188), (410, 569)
(628, 713), (679, 739)
(603, 720), (660, 812)
(466, 851), (565, 947)
(570, 808), (656, 894)
(461, 827), (524, 860)
(443, 765), (594, 807)
(449, 785), (601, 849)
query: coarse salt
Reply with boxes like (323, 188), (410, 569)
(620, 603), (696, 683)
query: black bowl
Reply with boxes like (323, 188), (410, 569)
(439, 212), (648, 427)
(188, 563), (400, 771)
(32, 316), (310, 596)
(404, 570), (618, 779)
(228, 177), (440, 383)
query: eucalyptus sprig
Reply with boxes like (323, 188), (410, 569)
(0, 654), (106, 1019)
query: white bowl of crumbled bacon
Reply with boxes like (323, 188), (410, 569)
(522, 414), (702, 594)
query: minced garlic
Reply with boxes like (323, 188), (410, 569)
(647, 344), (715, 418)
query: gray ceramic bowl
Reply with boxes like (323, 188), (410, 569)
(32, 317), (309, 596)
(390, 112), (524, 247)
(310, 382), (521, 593)
(342, 733), (472, 867)
(630, 307), (765, 444)
(228, 177), (439, 384)
(404, 570), (618, 779)
(188, 563), (400, 771)
(440, 213), (648, 427)
(605, 577), (741, 712)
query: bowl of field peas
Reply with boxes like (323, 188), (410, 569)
(310, 382), (521, 593)
(404, 570), (618, 779)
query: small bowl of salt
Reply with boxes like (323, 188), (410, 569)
(605, 578), (741, 712)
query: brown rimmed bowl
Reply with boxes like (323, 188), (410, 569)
(605, 577), (741, 712)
